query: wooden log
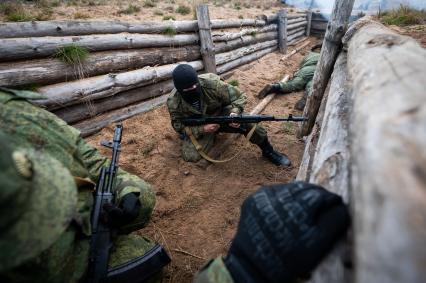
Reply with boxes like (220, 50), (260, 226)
(0, 33), (200, 62)
(288, 26), (306, 36)
(216, 46), (277, 74)
(278, 10), (288, 54)
(0, 46), (201, 87)
(211, 24), (277, 42)
(288, 36), (308, 46)
(74, 94), (169, 137)
(347, 20), (426, 283)
(257, 14), (306, 23)
(211, 19), (266, 29)
(54, 79), (174, 124)
(215, 40), (277, 65)
(35, 60), (203, 110)
(196, 4), (216, 73)
(287, 21), (307, 30)
(214, 31), (277, 53)
(0, 20), (199, 38)
(304, 52), (353, 283)
(306, 11), (313, 36)
(288, 17), (307, 24)
(288, 30), (306, 42)
(280, 40), (310, 61)
(250, 75), (289, 115)
(299, 0), (355, 137)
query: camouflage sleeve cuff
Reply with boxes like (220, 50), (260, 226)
(193, 257), (234, 283)
(192, 125), (205, 137)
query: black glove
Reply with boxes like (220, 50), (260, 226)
(257, 83), (281, 99)
(224, 182), (350, 283)
(102, 193), (141, 228)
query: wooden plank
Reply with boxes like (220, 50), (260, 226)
(196, 4), (216, 73)
(0, 33), (200, 62)
(0, 46), (201, 87)
(215, 40), (277, 65)
(212, 24), (277, 42)
(0, 20), (199, 38)
(74, 94), (169, 137)
(299, 0), (355, 137)
(54, 79), (174, 124)
(347, 19), (426, 283)
(278, 10), (288, 54)
(35, 60), (203, 110)
(214, 31), (277, 53)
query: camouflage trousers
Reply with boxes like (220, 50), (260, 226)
(181, 123), (267, 162)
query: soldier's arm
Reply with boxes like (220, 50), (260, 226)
(75, 135), (155, 227)
(216, 80), (247, 114)
(167, 95), (204, 138)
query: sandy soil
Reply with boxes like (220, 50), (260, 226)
(86, 40), (317, 282)
(2, 0), (295, 22)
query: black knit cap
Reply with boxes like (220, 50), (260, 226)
(172, 64), (199, 93)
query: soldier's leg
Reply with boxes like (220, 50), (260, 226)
(181, 133), (215, 162)
(295, 79), (313, 111)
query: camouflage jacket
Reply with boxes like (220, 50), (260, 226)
(0, 89), (155, 282)
(167, 73), (247, 138)
(193, 257), (234, 283)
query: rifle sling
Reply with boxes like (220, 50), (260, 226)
(184, 124), (257, 163)
(105, 244), (171, 283)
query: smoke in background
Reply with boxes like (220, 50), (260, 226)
(284, 0), (426, 11)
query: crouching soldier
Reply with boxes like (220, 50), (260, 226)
(0, 88), (169, 283)
(167, 64), (291, 166)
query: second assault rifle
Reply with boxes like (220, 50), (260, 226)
(87, 124), (170, 283)
(181, 114), (307, 126)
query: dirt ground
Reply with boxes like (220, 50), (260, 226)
(86, 40), (317, 282)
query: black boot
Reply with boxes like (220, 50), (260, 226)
(258, 139), (291, 167)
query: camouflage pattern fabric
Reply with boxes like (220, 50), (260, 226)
(193, 257), (234, 283)
(278, 52), (319, 94)
(167, 73), (267, 162)
(0, 89), (157, 282)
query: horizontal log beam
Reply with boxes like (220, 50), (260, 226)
(214, 31), (277, 53)
(212, 24), (277, 42)
(35, 60), (203, 110)
(73, 94), (169, 137)
(288, 26), (306, 36)
(211, 19), (267, 29)
(55, 79), (174, 124)
(0, 33), (199, 62)
(288, 30), (306, 42)
(0, 20), (199, 38)
(215, 40), (277, 65)
(217, 46), (277, 74)
(287, 21), (307, 30)
(0, 46), (201, 87)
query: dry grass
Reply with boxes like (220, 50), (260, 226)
(380, 5), (426, 26)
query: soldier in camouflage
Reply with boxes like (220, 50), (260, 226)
(0, 88), (159, 282)
(167, 64), (291, 166)
(257, 51), (320, 111)
(193, 182), (351, 283)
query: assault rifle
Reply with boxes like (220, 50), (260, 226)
(87, 124), (170, 283)
(181, 114), (307, 127)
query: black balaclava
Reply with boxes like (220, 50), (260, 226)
(172, 64), (202, 105)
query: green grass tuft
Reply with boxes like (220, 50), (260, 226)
(143, 0), (156, 8)
(249, 30), (257, 37)
(228, 80), (239, 87)
(1, 2), (33, 22)
(162, 26), (177, 36)
(234, 2), (241, 10)
(154, 10), (163, 16)
(176, 5), (190, 15)
(55, 44), (89, 65)
(163, 15), (176, 21)
(380, 5), (425, 26)
(119, 4), (141, 15)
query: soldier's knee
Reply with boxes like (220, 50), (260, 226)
(182, 148), (202, 162)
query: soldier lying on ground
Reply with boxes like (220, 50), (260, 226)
(257, 45), (321, 110)
(193, 181), (350, 283)
(0, 88), (165, 283)
(167, 64), (291, 166)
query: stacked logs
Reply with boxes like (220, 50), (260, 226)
(0, 11), (309, 136)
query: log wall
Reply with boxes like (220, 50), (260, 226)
(0, 7), (308, 136)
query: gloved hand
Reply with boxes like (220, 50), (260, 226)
(102, 192), (141, 228)
(224, 182), (350, 283)
(257, 83), (281, 99)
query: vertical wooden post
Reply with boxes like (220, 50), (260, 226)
(306, 10), (313, 36)
(277, 9), (287, 54)
(196, 4), (216, 74)
(298, 0), (355, 137)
